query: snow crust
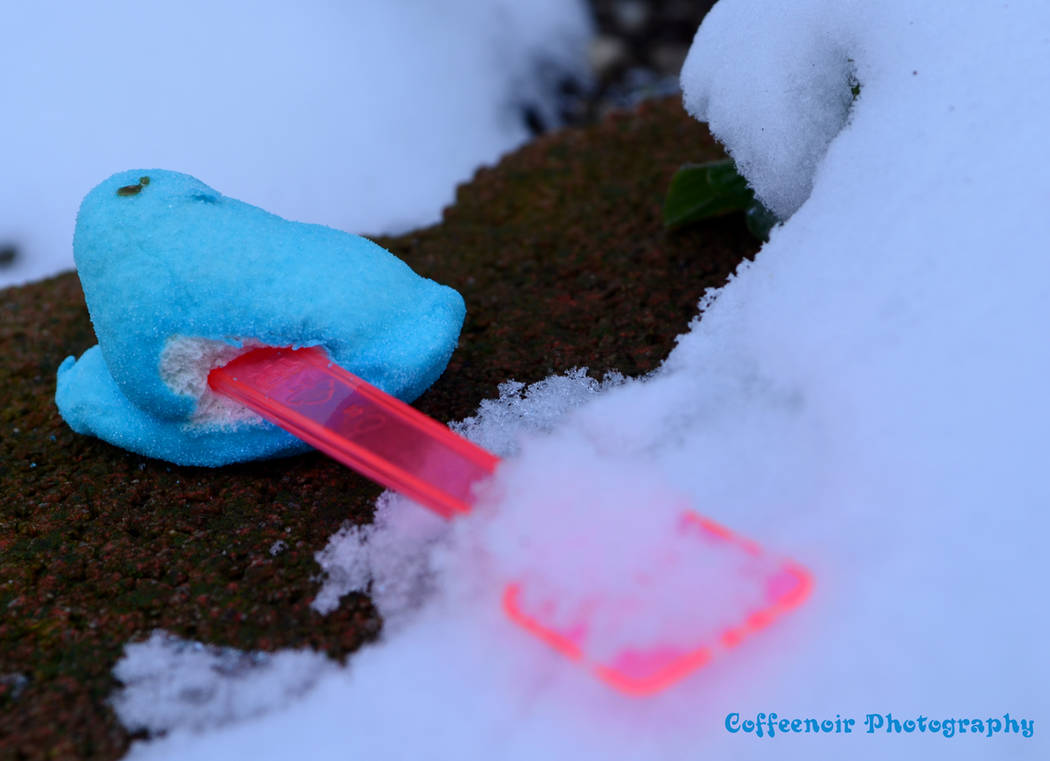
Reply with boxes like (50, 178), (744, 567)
(0, 0), (590, 287)
(112, 1), (1050, 759)
(111, 632), (337, 735)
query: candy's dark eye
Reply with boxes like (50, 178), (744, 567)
(116, 176), (151, 197)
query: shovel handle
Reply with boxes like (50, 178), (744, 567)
(208, 346), (499, 518)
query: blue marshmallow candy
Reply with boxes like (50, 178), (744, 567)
(56, 169), (466, 466)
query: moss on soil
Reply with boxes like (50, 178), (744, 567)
(0, 97), (757, 760)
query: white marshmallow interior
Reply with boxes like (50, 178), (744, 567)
(159, 335), (269, 428)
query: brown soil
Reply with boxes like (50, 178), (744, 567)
(0, 97), (756, 760)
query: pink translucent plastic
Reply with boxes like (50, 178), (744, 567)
(207, 346), (499, 519)
(502, 513), (813, 696)
(209, 346), (812, 695)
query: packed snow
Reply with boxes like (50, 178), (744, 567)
(111, 631), (337, 735)
(0, 0), (591, 288)
(111, 1), (1048, 759)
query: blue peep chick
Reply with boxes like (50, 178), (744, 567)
(56, 170), (466, 466)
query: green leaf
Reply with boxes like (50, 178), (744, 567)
(744, 200), (779, 242)
(663, 159), (755, 230)
(663, 159), (779, 241)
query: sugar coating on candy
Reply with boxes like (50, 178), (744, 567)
(56, 169), (466, 466)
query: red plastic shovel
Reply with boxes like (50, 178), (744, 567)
(209, 346), (812, 696)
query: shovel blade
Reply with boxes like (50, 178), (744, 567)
(503, 513), (813, 695)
